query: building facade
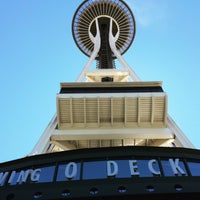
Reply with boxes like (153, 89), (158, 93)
(0, 0), (199, 199)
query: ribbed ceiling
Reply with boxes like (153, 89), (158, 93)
(57, 95), (167, 129)
(72, 0), (136, 57)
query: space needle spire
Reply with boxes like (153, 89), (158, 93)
(72, 0), (140, 82)
(30, 0), (194, 158)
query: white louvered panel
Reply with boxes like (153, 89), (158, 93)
(86, 98), (98, 123)
(59, 99), (71, 123)
(126, 97), (138, 123)
(72, 98), (84, 123)
(89, 140), (100, 148)
(135, 139), (146, 146)
(154, 96), (166, 122)
(112, 139), (123, 147)
(67, 140), (77, 149)
(101, 140), (112, 147)
(77, 140), (89, 149)
(99, 98), (111, 123)
(140, 97), (152, 122)
(124, 139), (135, 146)
(113, 98), (124, 123)
(57, 95), (167, 129)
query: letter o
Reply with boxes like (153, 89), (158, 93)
(65, 162), (77, 179)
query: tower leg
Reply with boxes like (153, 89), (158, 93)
(76, 19), (101, 82)
(109, 19), (140, 81)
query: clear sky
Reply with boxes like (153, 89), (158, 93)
(0, 0), (200, 163)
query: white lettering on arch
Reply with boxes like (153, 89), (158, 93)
(107, 161), (118, 177)
(169, 159), (186, 176)
(0, 172), (9, 186)
(129, 160), (140, 176)
(65, 162), (77, 179)
(148, 159), (161, 176)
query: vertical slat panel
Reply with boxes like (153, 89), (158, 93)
(151, 96), (154, 124)
(86, 98), (98, 123)
(70, 98), (73, 125)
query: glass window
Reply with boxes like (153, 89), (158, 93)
(83, 161), (107, 180)
(37, 166), (55, 183)
(137, 160), (160, 177)
(115, 160), (132, 178)
(187, 161), (200, 176)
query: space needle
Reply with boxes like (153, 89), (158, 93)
(72, 0), (140, 82)
(1, 1), (200, 200)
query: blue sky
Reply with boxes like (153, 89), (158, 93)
(0, 0), (200, 163)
